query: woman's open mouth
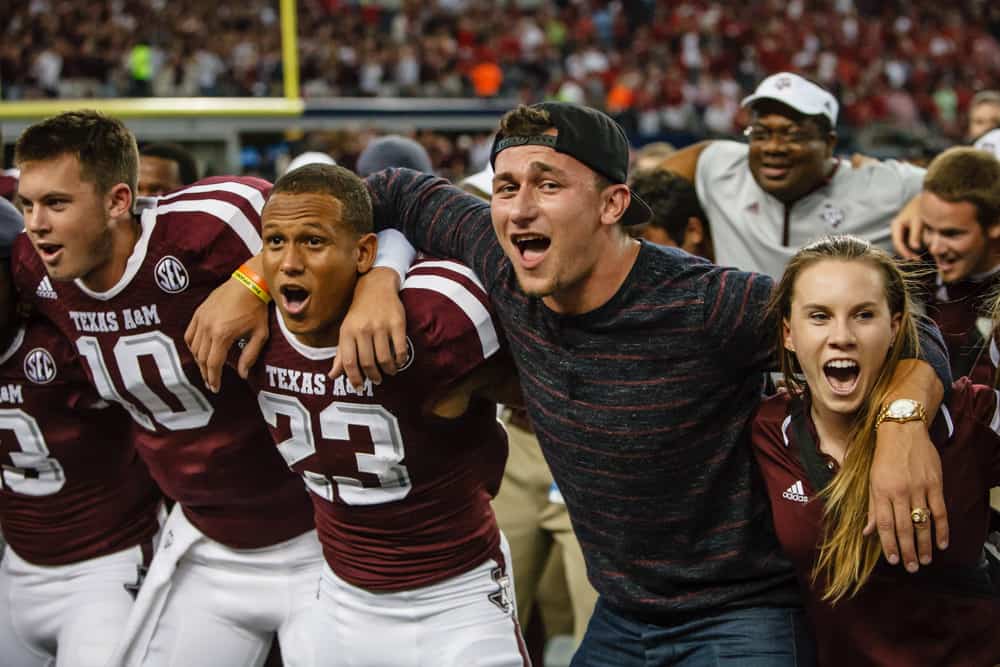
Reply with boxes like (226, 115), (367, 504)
(823, 359), (860, 395)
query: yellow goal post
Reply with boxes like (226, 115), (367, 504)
(0, 0), (302, 121)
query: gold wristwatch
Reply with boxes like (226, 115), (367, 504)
(875, 399), (927, 429)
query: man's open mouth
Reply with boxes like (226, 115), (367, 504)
(512, 234), (550, 266)
(280, 285), (311, 316)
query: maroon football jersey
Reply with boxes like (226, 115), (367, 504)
(0, 317), (161, 565)
(752, 379), (1000, 666)
(0, 171), (16, 203)
(12, 177), (314, 549)
(922, 271), (999, 385)
(246, 259), (508, 591)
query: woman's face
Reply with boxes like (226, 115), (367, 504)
(784, 259), (901, 419)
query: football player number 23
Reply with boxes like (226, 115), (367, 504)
(257, 392), (412, 506)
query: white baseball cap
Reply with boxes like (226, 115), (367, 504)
(741, 72), (839, 126)
(973, 128), (1000, 160)
(285, 151), (337, 174)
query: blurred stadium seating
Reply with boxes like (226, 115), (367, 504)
(2, 1), (1000, 178)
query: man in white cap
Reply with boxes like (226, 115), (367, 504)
(661, 72), (925, 277)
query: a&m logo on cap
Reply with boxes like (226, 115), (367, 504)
(155, 256), (189, 294)
(776, 76), (793, 90)
(23, 348), (56, 384)
(821, 202), (846, 231)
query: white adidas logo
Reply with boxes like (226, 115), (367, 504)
(35, 276), (57, 300)
(782, 480), (808, 503)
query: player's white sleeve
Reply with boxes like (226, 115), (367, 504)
(374, 229), (417, 288)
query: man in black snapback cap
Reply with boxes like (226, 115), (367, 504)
(490, 102), (652, 227)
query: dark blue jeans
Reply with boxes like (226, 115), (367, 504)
(570, 598), (816, 667)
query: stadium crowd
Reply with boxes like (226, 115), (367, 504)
(5, 1), (1000, 144)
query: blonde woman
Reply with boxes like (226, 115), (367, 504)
(752, 236), (1000, 665)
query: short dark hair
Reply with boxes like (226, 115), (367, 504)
(270, 163), (373, 235)
(140, 142), (199, 186)
(15, 110), (139, 197)
(628, 169), (708, 245)
(923, 147), (1000, 229)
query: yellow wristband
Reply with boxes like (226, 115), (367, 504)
(232, 269), (272, 304)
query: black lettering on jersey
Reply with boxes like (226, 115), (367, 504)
(0, 384), (24, 403)
(123, 304), (162, 330)
(23, 348), (57, 384)
(68, 310), (119, 333)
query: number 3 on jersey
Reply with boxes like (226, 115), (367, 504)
(77, 333), (214, 431)
(257, 392), (412, 506)
(0, 410), (66, 496)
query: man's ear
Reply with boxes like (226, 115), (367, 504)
(107, 182), (133, 219)
(684, 217), (704, 245)
(824, 131), (837, 159)
(356, 232), (378, 274)
(600, 184), (631, 226)
(986, 222), (1000, 241)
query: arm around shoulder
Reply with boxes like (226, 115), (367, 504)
(657, 141), (713, 182)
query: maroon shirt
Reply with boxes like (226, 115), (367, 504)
(0, 171), (17, 203)
(752, 378), (1000, 666)
(0, 318), (161, 565)
(922, 270), (1000, 385)
(12, 178), (314, 549)
(246, 259), (508, 591)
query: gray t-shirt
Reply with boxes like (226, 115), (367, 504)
(695, 140), (925, 277)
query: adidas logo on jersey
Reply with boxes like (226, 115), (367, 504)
(35, 276), (57, 300)
(782, 480), (808, 503)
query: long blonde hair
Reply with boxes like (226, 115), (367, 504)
(766, 236), (921, 603)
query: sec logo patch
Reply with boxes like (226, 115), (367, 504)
(155, 256), (189, 293)
(23, 348), (56, 384)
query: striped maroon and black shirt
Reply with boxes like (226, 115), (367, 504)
(366, 168), (802, 618)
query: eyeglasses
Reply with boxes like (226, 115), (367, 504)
(743, 126), (821, 147)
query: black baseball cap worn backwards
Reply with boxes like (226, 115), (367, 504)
(489, 102), (653, 226)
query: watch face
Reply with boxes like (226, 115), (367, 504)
(887, 399), (918, 419)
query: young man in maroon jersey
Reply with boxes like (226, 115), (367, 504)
(0, 194), (162, 667)
(12, 110), (325, 667)
(917, 147), (1000, 384)
(245, 163), (528, 666)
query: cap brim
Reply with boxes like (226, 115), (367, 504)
(620, 189), (653, 226)
(740, 93), (825, 118)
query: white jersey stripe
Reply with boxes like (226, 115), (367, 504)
(154, 198), (262, 254)
(991, 390), (1000, 436)
(408, 260), (487, 292)
(159, 181), (267, 215)
(402, 274), (499, 359)
(940, 404), (954, 439)
(780, 415), (792, 447)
